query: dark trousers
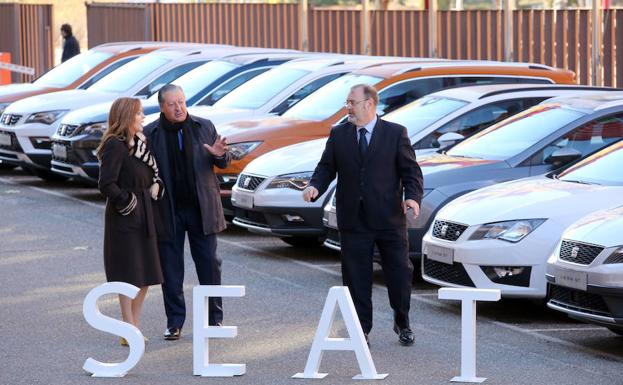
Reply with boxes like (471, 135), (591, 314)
(159, 205), (223, 328)
(339, 205), (413, 334)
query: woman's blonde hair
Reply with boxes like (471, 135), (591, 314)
(96, 97), (141, 159)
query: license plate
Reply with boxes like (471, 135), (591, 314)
(556, 268), (587, 291)
(235, 192), (253, 209)
(0, 133), (10, 146)
(426, 244), (454, 265)
(327, 212), (337, 228)
(52, 143), (67, 159)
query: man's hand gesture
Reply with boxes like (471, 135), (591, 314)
(303, 186), (319, 202)
(402, 199), (420, 219)
(204, 135), (228, 157)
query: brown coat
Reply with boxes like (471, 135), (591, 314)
(98, 138), (163, 287)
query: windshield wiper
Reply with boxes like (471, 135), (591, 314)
(561, 179), (600, 185)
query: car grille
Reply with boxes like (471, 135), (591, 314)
(423, 255), (475, 287)
(237, 174), (266, 191)
(0, 113), (22, 126)
(432, 220), (469, 241)
(0, 130), (22, 151)
(234, 208), (268, 228)
(56, 124), (80, 137)
(548, 284), (610, 317)
(559, 240), (604, 265)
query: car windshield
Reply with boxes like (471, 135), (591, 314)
(146, 60), (237, 103)
(384, 96), (469, 137)
(214, 68), (309, 110)
(447, 103), (586, 160)
(282, 74), (383, 121)
(558, 140), (623, 185)
(87, 55), (170, 93)
(34, 51), (113, 87)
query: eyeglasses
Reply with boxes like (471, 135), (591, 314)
(344, 98), (369, 107)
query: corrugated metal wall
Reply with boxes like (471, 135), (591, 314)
(80, 3), (623, 87)
(0, 3), (53, 83)
(86, 3), (150, 47)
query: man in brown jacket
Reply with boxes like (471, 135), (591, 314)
(145, 84), (230, 340)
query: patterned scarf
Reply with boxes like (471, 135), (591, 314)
(129, 134), (161, 185)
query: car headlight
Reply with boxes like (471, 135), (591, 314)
(266, 171), (313, 190)
(26, 110), (68, 125)
(0, 103), (10, 116)
(82, 122), (108, 135)
(228, 141), (262, 161)
(604, 246), (623, 264)
(469, 219), (546, 243)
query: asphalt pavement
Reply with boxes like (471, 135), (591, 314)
(1, 168), (622, 385)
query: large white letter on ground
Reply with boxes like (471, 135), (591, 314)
(438, 288), (501, 383)
(193, 285), (246, 377)
(82, 282), (146, 377)
(293, 286), (388, 380)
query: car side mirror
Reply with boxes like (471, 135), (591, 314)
(437, 132), (465, 149)
(545, 147), (583, 168)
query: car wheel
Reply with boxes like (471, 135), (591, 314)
(607, 327), (623, 337)
(281, 236), (323, 248)
(32, 168), (69, 182)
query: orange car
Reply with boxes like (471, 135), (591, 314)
(215, 60), (575, 215)
(0, 41), (169, 114)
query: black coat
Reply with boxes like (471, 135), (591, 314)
(310, 118), (424, 231)
(61, 35), (80, 62)
(144, 114), (231, 238)
(98, 138), (163, 287)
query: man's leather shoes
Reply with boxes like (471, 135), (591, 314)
(393, 323), (414, 346)
(163, 327), (181, 340)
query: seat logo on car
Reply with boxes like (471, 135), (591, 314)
(570, 246), (580, 259)
(243, 176), (251, 189)
(440, 225), (448, 237)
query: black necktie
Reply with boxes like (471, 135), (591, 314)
(358, 127), (368, 158)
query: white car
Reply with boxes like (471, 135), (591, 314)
(0, 45), (233, 179)
(231, 84), (614, 247)
(546, 203), (623, 333)
(421, 139), (623, 298)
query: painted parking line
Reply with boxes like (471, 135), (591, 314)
(0, 176), (105, 210)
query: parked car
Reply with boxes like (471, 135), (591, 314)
(230, 84), (611, 247)
(232, 84), (597, 248)
(322, 85), (620, 252)
(0, 44), (238, 180)
(420, 134), (623, 299)
(48, 50), (305, 183)
(546, 199), (623, 335)
(0, 41), (166, 168)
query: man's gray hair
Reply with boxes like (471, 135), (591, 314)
(351, 84), (379, 105)
(158, 84), (184, 105)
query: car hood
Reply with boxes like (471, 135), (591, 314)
(187, 105), (255, 127)
(562, 205), (623, 248)
(0, 83), (57, 102)
(4, 89), (116, 114)
(61, 101), (113, 125)
(243, 138), (328, 176)
(419, 153), (499, 175)
(437, 177), (623, 227)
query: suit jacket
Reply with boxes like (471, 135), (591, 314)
(144, 114), (231, 238)
(309, 118), (423, 231)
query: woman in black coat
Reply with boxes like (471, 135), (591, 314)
(97, 97), (165, 345)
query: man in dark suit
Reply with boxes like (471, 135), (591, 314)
(144, 84), (230, 340)
(303, 84), (423, 346)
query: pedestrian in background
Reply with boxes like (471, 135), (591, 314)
(97, 97), (165, 346)
(60, 23), (80, 62)
(145, 84), (230, 341)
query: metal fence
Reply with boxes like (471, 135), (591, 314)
(0, 3), (53, 83)
(81, 2), (623, 87)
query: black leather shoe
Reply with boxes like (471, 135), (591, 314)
(393, 323), (414, 346)
(163, 327), (181, 340)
